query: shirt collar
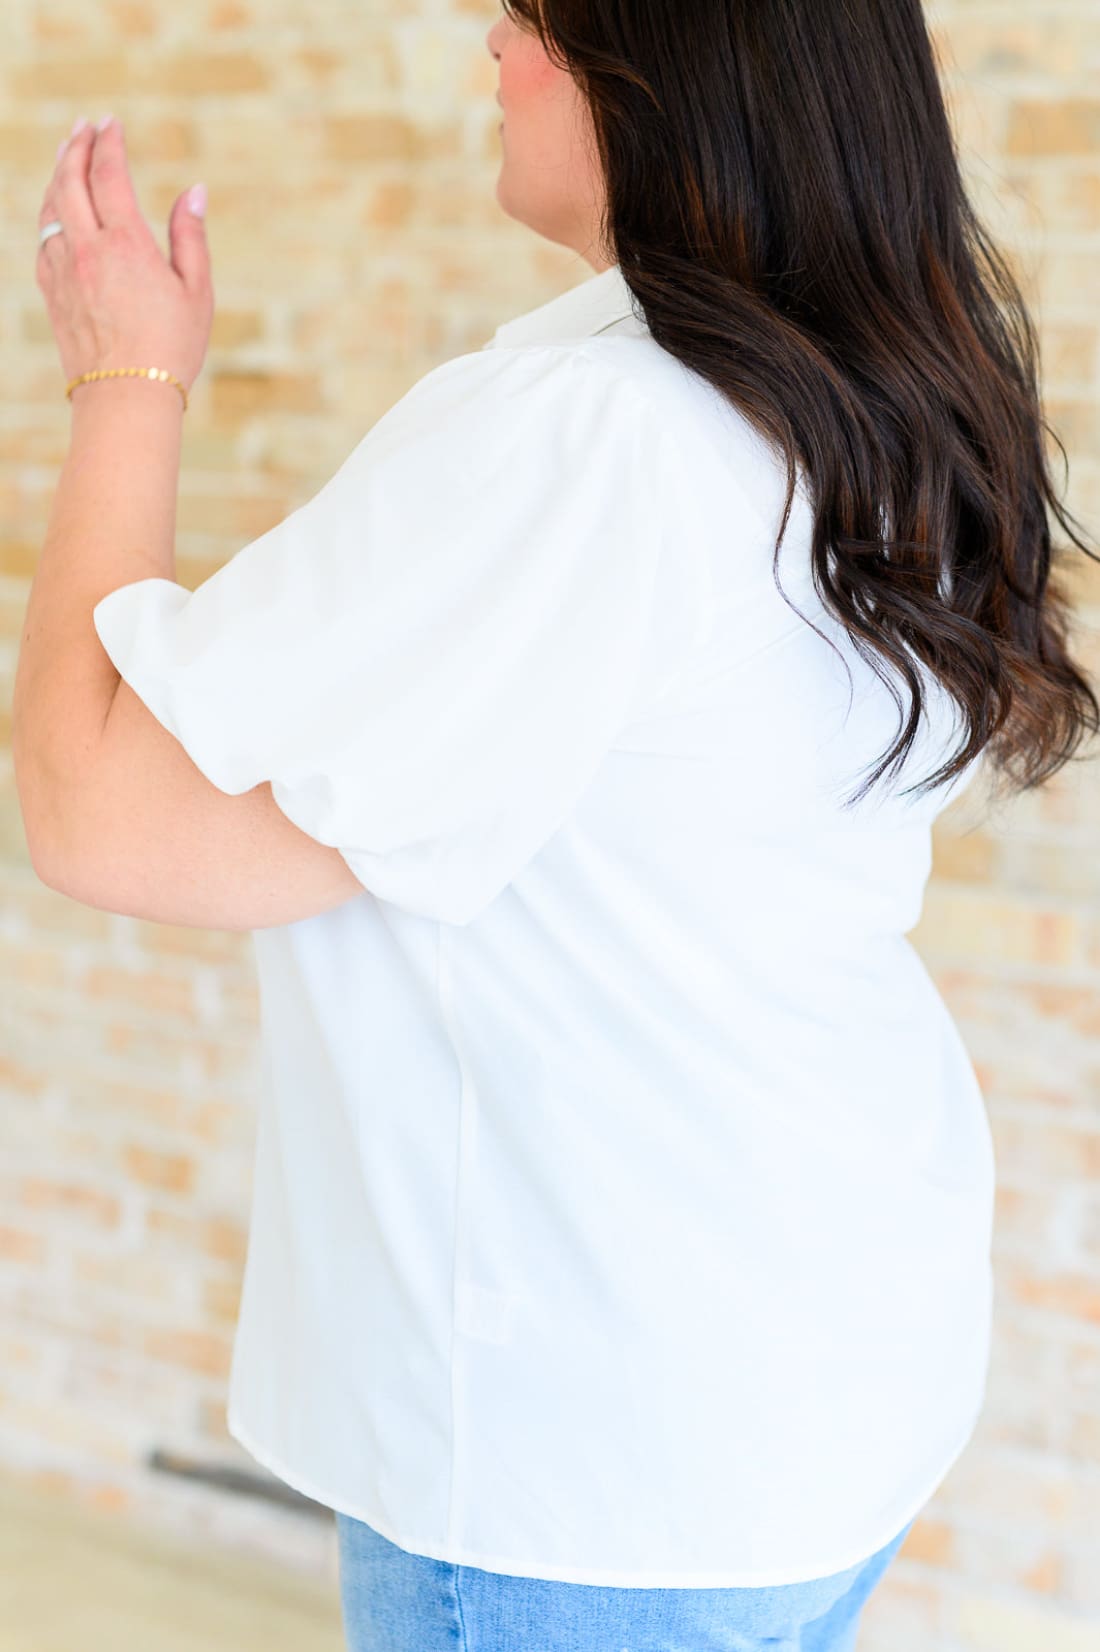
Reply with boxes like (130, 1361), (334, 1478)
(484, 263), (640, 350)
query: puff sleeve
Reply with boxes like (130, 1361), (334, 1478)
(91, 344), (686, 927)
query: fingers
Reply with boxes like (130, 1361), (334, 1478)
(86, 119), (146, 231)
(51, 123), (102, 240)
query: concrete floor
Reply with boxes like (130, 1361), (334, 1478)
(0, 1472), (346, 1652)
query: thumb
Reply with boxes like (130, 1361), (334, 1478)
(169, 183), (209, 293)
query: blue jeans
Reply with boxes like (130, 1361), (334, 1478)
(335, 1513), (916, 1651)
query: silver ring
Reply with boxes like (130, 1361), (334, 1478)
(39, 220), (65, 248)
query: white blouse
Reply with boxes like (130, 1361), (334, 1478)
(92, 262), (996, 1587)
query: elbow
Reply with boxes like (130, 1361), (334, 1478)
(12, 745), (72, 894)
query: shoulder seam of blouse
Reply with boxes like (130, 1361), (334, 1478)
(571, 340), (719, 684)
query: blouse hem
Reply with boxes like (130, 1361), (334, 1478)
(224, 1401), (984, 1589)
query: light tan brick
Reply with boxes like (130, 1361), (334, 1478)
(1001, 1263), (1100, 1327)
(71, 1251), (187, 1301)
(17, 1179), (121, 1230)
(322, 114), (429, 164)
(901, 1515), (957, 1566)
(143, 1327), (232, 1378)
(991, 1115), (1100, 1182)
(911, 885), (1081, 967)
(120, 1144), (196, 1195)
(931, 827), (999, 882)
(994, 1183), (1060, 1249)
(209, 308), (266, 349)
(201, 1273), (242, 1324)
(144, 1206), (250, 1267)
(127, 920), (243, 963)
(0, 1226), (49, 1264)
(142, 51), (272, 96)
(1006, 100), (1100, 158)
(209, 370), (327, 421)
(207, 0), (252, 28)
(1063, 1400), (1096, 1466)
(956, 1590), (1100, 1650)
(8, 55), (132, 99)
(81, 964), (196, 1019)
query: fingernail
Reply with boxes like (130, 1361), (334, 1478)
(71, 116), (89, 137)
(56, 139), (67, 161)
(96, 114), (115, 132)
(186, 182), (207, 218)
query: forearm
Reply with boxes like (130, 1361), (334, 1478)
(12, 378), (184, 865)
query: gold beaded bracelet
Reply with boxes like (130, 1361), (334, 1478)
(65, 367), (189, 411)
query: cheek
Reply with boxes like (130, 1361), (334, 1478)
(502, 41), (568, 120)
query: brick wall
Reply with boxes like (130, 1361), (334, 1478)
(1, 0), (1098, 1642)
(889, 4), (1100, 1647)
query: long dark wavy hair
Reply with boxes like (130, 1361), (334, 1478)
(502, 0), (1099, 808)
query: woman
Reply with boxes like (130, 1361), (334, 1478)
(19, 0), (1097, 1649)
